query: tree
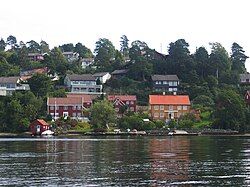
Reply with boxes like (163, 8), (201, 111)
(214, 89), (246, 131)
(40, 40), (50, 53)
(50, 47), (68, 75)
(0, 38), (6, 51)
(167, 39), (196, 81)
(120, 35), (129, 57)
(90, 100), (116, 129)
(28, 73), (52, 97)
(94, 38), (116, 70)
(26, 40), (40, 53)
(231, 42), (248, 74)
(194, 47), (209, 77)
(6, 35), (17, 49)
(74, 42), (93, 58)
(129, 40), (149, 61)
(59, 43), (74, 52)
(209, 43), (231, 79)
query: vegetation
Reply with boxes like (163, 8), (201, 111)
(0, 34), (249, 133)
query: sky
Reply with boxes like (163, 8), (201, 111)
(0, 0), (250, 71)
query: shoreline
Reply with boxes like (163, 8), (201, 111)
(0, 131), (250, 138)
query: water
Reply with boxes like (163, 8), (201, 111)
(0, 136), (249, 186)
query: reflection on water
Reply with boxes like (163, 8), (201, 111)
(0, 136), (249, 186)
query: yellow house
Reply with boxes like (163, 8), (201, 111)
(149, 95), (191, 121)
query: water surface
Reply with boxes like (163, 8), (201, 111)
(0, 136), (249, 186)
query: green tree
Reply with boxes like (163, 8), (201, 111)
(28, 73), (52, 97)
(231, 42), (248, 74)
(214, 89), (246, 131)
(120, 35), (129, 57)
(0, 38), (6, 51)
(50, 47), (68, 75)
(194, 47), (209, 77)
(40, 40), (50, 53)
(94, 38), (116, 70)
(209, 43), (231, 79)
(6, 35), (17, 49)
(74, 42), (93, 58)
(26, 40), (40, 53)
(59, 43), (74, 52)
(90, 100), (116, 129)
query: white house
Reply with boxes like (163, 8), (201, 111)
(93, 72), (111, 84)
(81, 58), (94, 69)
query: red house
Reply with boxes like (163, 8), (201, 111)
(245, 91), (250, 105)
(47, 97), (85, 121)
(66, 93), (98, 109)
(30, 119), (50, 135)
(108, 95), (137, 116)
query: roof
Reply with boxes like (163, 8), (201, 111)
(108, 95), (137, 101)
(93, 72), (110, 77)
(66, 93), (95, 103)
(240, 73), (250, 80)
(149, 95), (190, 105)
(28, 53), (43, 56)
(0, 76), (20, 84)
(67, 74), (96, 81)
(151, 75), (179, 81)
(47, 97), (84, 105)
(111, 69), (128, 75)
(35, 119), (50, 126)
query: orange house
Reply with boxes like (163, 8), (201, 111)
(149, 95), (191, 121)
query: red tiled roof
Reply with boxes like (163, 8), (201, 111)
(108, 95), (137, 101)
(36, 119), (50, 126)
(149, 95), (190, 105)
(47, 97), (83, 105)
(66, 93), (95, 103)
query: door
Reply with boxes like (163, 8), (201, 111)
(36, 125), (41, 133)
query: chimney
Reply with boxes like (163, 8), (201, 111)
(163, 92), (165, 95)
(173, 92), (177, 95)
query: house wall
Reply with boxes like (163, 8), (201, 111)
(112, 99), (137, 116)
(153, 80), (179, 92)
(48, 105), (85, 120)
(149, 104), (190, 121)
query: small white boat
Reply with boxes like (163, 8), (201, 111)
(41, 130), (54, 136)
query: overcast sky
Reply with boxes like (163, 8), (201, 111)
(1, 0), (249, 71)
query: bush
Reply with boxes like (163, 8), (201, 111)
(178, 119), (193, 129)
(75, 122), (91, 131)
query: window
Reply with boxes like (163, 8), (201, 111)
(160, 113), (164, 118)
(73, 106), (76, 110)
(177, 106), (182, 110)
(169, 105), (173, 110)
(130, 101), (134, 105)
(50, 106), (54, 110)
(77, 106), (81, 110)
(163, 81), (168, 85)
(64, 106), (68, 110)
(169, 88), (173, 91)
(154, 105), (159, 110)
(183, 106), (188, 110)
(169, 81), (173, 86)
(160, 105), (164, 110)
(126, 101), (130, 105)
(154, 113), (159, 117)
(73, 113), (76, 117)
(173, 81), (178, 86)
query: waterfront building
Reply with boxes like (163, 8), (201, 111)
(29, 119), (50, 135)
(149, 94), (191, 121)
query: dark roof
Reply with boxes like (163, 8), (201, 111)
(240, 73), (250, 80)
(67, 74), (96, 81)
(93, 72), (110, 77)
(111, 69), (128, 75)
(0, 76), (20, 84)
(151, 75), (179, 81)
